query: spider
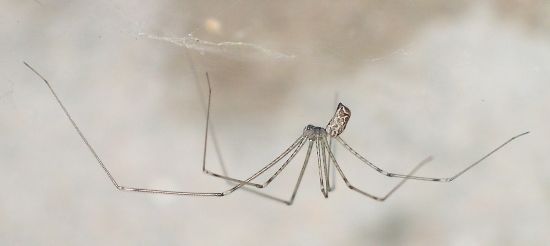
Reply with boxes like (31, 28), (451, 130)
(23, 61), (529, 205)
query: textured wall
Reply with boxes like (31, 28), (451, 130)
(1, 1), (549, 245)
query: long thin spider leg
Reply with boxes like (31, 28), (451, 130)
(185, 53), (312, 204)
(199, 72), (269, 188)
(378, 157), (433, 200)
(220, 138), (308, 195)
(320, 138), (330, 196)
(208, 134), (303, 204)
(286, 140), (314, 205)
(327, 137), (336, 192)
(235, 140), (314, 205)
(119, 137), (307, 197)
(203, 122), (304, 189)
(255, 137), (308, 188)
(192, 59), (280, 188)
(335, 132), (529, 182)
(216, 139), (313, 205)
(23, 62), (119, 188)
(315, 139), (328, 197)
(203, 132), (308, 194)
(322, 138), (432, 201)
(327, 93), (338, 192)
(203, 138), (303, 188)
(23, 61), (295, 197)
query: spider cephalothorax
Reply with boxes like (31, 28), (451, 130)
(303, 125), (327, 140)
(326, 103), (351, 137)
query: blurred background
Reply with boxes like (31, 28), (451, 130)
(1, 0), (549, 245)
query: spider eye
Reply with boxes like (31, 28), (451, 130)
(303, 124), (316, 134)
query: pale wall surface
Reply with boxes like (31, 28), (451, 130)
(1, 1), (549, 245)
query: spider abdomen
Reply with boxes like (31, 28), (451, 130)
(326, 103), (351, 137)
